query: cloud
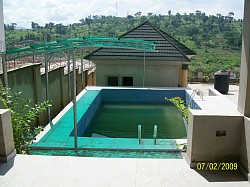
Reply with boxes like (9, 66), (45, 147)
(2, 0), (244, 28)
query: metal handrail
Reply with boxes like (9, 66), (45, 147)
(188, 89), (204, 107)
(138, 124), (142, 145)
(153, 125), (157, 145)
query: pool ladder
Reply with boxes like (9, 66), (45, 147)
(153, 125), (157, 145)
(188, 89), (204, 107)
(138, 125), (158, 145)
(138, 125), (142, 144)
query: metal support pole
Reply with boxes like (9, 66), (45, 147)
(73, 51), (78, 152)
(44, 53), (51, 126)
(33, 54), (35, 64)
(2, 54), (8, 87)
(81, 49), (84, 89)
(67, 51), (71, 102)
(143, 51), (145, 87)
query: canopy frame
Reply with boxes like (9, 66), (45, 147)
(0, 36), (156, 153)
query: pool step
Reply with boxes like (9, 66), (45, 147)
(30, 138), (185, 158)
(30, 149), (183, 159)
(30, 138), (182, 152)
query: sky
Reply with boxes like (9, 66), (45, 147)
(3, 0), (244, 28)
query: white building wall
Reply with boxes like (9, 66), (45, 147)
(94, 60), (181, 87)
(145, 64), (179, 87)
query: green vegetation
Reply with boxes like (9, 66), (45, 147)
(165, 97), (188, 123)
(0, 85), (52, 154)
(5, 10), (242, 81)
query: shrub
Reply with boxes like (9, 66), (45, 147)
(165, 96), (188, 123)
(0, 85), (52, 154)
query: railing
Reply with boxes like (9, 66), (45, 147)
(138, 124), (158, 145)
(188, 89), (204, 107)
(138, 124), (142, 145)
(153, 125), (157, 145)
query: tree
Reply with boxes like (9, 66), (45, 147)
(224, 30), (242, 49)
(92, 15), (98, 20)
(44, 22), (54, 31)
(186, 26), (200, 37)
(202, 16), (209, 23)
(55, 23), (67, 35)
(183, 13), (189, 23)
(85, 18), (93, 27)
(11, 23), (17, 30)
(147, 12), (153, 17)
(168, 10), (171, 17)
(79, 19), (85, 25)
(31, 22), (40, 30)
(202, 33), (212, 52)
(195, 10), (202, 17)
(228, 12), (234, 17)
(134, 11), (142, 17)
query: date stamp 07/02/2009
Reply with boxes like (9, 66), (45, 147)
(196, 163), (238, 171)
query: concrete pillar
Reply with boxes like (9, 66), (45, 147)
(32, 64), (42, 104)
(244, 117), (250, 180)
(181, 64), (188, 87)
(0, 109), (15, 163)
(178, 65), (182, 87)
(93, 71), (96, 86)
(238, 0), (250, 117)
(0, 0), (5, 72)
(77, 69), (83, 94)
(32, 63), (45, 125)
(59, 67), (64, 109)
(84, 70), (88, 87)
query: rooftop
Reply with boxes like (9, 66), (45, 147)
(86, 21), (196, 61)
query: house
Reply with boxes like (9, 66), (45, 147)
(85, 21), (196, 87)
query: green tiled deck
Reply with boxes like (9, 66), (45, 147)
(33, 90), (101, 144)
(31, 138), (179, 151)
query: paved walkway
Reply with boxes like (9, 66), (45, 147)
(188, 83), (239, 105)
(0, 155), (248, 187)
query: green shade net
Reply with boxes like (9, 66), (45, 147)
(1, 36), (156, 61)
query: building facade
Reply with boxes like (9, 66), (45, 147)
(86, 21), (196, 87)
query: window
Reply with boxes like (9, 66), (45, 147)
(122, 77), (133, 86)
(107, 76), (118, 86)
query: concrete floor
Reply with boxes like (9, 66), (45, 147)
(1, 84), (248, 187)
(0, 154), (249, 187)
(188, 83), (239, 104)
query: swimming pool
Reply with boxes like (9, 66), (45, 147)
(30, 87), (200, 158)
(83, 102), (186, 139)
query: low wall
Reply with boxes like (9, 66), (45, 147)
(187, 110), (243, 162)
(242, 117), (250, 173)
(185, 89), (250, 177)
(88, 71), (96, 86)
(0, 109), (15, 163)
(0, 64), (92, 126)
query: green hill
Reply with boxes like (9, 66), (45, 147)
(5, 11), (242, 81)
